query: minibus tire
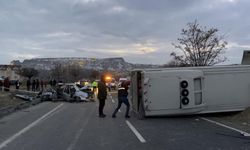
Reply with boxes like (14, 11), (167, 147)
(182, 97), (189, 105)
(180, 81), (188, 88)
(181, 89), (189, 96)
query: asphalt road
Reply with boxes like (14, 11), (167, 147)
(0, 92), (250, 150)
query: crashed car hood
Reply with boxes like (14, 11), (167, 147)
(74, 91), (88, 99)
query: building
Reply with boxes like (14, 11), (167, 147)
(0, 65), (21, 81)
(241, 50), (250, 65)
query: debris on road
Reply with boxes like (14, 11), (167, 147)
(15, 94), (33, 101)
(0, 92), (41, 118)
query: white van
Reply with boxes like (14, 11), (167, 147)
(130, 65), (250, 118)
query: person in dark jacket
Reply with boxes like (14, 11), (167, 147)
(112, 81), (130, 118)
(98, 74), (107, 118)
(3, 77), (10, 91)
(15, 80), (20, 89)
(26, 79), (31, 91)
(32, 79), (36, 91)
(0, 80), (3, 91)
(36, 79), (40, 91)
(40, 80), (44, 91)
(44, 80), (47, 88)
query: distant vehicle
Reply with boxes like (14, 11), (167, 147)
(0, 77), (3, 87)
(130, 65), (250, 118)
(0, 77), (20, 86)
(110, 82), (116, 90)
(106, 78), (117, 90)
(9, 80), (15, 85)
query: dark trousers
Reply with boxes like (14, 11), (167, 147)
(99, 98), (106, 115)
(32, 85), (35, 91)
(112, 97), (130, 117)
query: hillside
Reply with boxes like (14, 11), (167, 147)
(11, 57), (159, 71)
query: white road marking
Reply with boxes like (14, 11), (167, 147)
(110, 97), (121, 112)
(109, 93), (115, 103)
(109, 92), (121, 112)
(0, 103), (64, 149)
(201, 117), (250, 136)
(126, 120), (146, 143)
(66, 105), (95, 150)
(109, 91), (118, 94)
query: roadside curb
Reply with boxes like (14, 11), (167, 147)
(0, 98), (41, 119)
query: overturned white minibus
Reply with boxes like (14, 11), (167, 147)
(130, 65), (250, 118)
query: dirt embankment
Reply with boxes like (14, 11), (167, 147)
(0, 91), (41, 118)
(205, 108), (250, 133)
(0, 92), (24, 108)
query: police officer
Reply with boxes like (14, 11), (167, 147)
(112, 81), (130, 118)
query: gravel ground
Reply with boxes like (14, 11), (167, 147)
(0, 92), (24, 108)
(202, 108), (250, 133)
(0, 91), (41, 119)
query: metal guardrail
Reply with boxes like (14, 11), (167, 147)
(0, 86), (41, 95)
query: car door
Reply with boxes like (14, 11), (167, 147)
(63, 85), (71, 101)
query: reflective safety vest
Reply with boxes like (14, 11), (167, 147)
(92, 81), (98, 87)
(118, 87), (128, 97)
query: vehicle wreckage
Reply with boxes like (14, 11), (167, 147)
(40, 83), (94, 102)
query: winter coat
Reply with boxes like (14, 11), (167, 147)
(118, 87), (128, 98)
(97, 81), (107, 100)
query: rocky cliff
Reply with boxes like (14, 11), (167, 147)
(11, 57), (159, 71)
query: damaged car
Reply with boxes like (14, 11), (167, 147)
(61, 83), (90, 102)
(40, 83), (94, 102)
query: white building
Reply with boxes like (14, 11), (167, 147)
(0, 65), (21, 81)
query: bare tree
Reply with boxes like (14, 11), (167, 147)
(16, 68), (39, 79)
(163, 59), (184, 68)
(69, 63), (81, 82)
(90, 70), (100, 80)
(171, 20), (228, 66)
(51, 64), (64, 81)
(51, 63), (82, 82)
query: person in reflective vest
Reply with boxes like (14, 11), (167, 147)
(112, 81), (130, 118)
(92, 81), (98, 92)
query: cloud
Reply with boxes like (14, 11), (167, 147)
(227, 42), (250, 49)
(0, 0), (249, 65)
(43, 32), (73, 38)
(9, 53), (41, 60)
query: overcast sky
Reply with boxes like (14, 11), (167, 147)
(0, 0), (249, 65)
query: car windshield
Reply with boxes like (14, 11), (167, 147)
(71, 85), (79, 91)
